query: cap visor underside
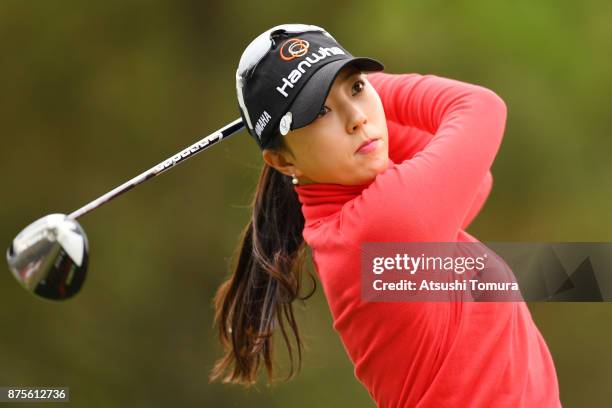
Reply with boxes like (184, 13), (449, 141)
(287, 57), (384, 130)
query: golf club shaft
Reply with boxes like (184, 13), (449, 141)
(68, 118), (245, 220)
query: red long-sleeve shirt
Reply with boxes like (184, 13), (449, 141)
(293, 72), (561, 407)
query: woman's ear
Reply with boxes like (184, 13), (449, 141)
(262, 149), (300, 177)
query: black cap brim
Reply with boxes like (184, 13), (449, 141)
(286, 57), (385, 130)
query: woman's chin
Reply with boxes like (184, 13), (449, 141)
(368, 153), (391, 173)
(355, 161), (390, 184)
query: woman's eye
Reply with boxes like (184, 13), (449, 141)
(352, 79), (365, 94)
(317, 105), (330, 118)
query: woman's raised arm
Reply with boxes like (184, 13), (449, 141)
(384, 120), (435, 163)
(341, 72), (507, 242)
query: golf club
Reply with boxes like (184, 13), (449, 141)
(6, 117), (245, 301)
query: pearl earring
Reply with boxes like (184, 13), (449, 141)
(291, 173), (299, 185)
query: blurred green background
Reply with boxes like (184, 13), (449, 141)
(1, 0), (611, 406)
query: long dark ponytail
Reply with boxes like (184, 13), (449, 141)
(209, 136), (316, 387)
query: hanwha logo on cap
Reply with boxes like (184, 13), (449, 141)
(279, 38), (310, 61)
(279, 112), (292, 135)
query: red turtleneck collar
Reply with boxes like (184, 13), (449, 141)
(293, 159), (395, 226)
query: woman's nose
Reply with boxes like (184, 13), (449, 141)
(346, 105), (368, 134)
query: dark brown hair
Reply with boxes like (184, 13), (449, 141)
(209, 134), (316, 387)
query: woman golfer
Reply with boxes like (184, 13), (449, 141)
(209, 23), (562, 407)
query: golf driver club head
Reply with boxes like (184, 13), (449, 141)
(6, 214), (89, 301)
(5, 118), (243, 301)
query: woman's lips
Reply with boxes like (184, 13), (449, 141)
(356, 139), (380, 154)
